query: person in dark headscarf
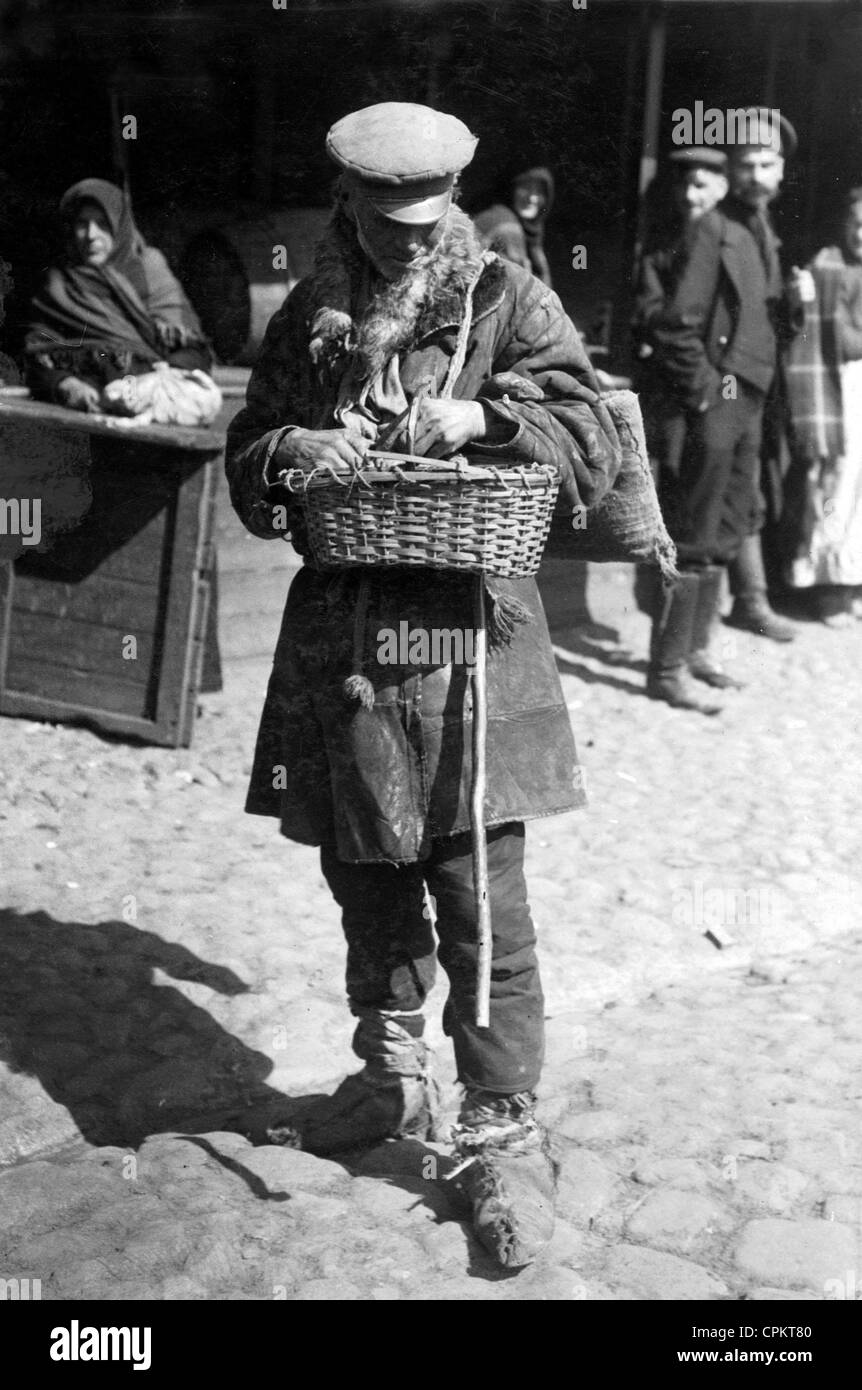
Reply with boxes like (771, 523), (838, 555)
(25, 179), (211, 411)
(473, 167), (555, 287)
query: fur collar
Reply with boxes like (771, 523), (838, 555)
(306, 204), (507, 382)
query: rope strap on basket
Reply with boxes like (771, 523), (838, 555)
(438, 253), (492, 402)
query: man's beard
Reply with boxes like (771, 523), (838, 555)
(358, 238), (451, 375)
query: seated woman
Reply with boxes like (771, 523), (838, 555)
(24, 178), (211, 411)
(784, 187), (862, 626)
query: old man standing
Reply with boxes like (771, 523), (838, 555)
(225, 103), (620, 1268)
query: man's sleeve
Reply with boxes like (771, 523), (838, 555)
(632, 250), (669, 343)
(467, 267), (622, 509)
(650, 216), (725, 412)
(225, 287), (312, 539)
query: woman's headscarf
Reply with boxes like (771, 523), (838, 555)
(59, 178), (148, 295)
(512, 167), (555, 222)
(511, 166), (554, 284)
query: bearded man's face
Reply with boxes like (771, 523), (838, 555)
(347, 188), (447, 282)
(728, 148), (785, 209)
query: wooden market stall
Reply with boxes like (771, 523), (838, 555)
(0, 397), (223, 747)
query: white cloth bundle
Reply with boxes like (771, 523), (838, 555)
(100, 362), (222, 428)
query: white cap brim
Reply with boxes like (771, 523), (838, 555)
(367, 190), (452, 224)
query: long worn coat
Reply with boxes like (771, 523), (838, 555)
(226, 236), (621, 863)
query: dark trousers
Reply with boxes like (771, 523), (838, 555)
(664, 383), (766, 566)
(320, 823), (544, 1094)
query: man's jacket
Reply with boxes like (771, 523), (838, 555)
(650, 199), (784, 412)
(225, 228), (621, 863)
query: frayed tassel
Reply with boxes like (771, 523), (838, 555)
(486, 590), (533, 646)
(344, 574), (374, 706)
(343, 673), (375, 709)
(654, 535), (680, 587)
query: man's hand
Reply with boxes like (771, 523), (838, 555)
(411, 399), (486, 458)
(275, 426), (372, 473)
(788, 266), (816, 310)
(56, 376), (101, 413)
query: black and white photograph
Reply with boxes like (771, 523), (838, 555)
(0, 0), (860, 1338)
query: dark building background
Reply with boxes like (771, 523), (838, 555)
(1, 0), (860, 367)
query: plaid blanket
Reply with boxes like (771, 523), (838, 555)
(784, 246), (847, 462)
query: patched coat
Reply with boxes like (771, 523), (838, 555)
(225, 247), (621, 863)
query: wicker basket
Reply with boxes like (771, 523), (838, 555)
(285, 452), (560, 579)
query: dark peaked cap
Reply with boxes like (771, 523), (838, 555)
(668, 147), (728, 171)
(726, 107), (798, 157)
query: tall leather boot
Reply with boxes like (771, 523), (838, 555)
(647, 572), (723, 714)
(688, 565), (745, 689)
(268, 1009), (442, 1156)
(726, 534), (795, 642)
(449, 1088), (558, 1270)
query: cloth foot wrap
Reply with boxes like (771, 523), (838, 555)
(268, 1012), (442, 1157)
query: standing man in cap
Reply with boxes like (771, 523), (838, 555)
(647, 108), (806, 708)
(723, 110), (805, 640)
(225, 103), (621, 1269)
(633, 146), (730, 711)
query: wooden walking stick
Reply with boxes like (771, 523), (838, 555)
(470, 574), (492, 1028)
(435, 254), (494, 1026)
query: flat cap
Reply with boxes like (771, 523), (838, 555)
(725, 107), (798, 157)
(327, 103), (478, 223)
(668, 146), (728, 171)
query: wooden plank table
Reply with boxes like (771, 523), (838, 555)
(0, 396), (224, 747)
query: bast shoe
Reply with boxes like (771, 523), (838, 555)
(448, 1090), (558, 1270)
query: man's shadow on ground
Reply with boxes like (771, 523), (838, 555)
(0, 907), (283, 1149)
(0, 908), (497, 1271)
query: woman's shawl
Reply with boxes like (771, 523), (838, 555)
(26, 261), (164, 360)
(784, 246), (847, 463)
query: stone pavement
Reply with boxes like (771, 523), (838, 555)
(1, 562), (861, 1300)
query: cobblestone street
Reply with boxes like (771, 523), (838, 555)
(1, 562), (860, 1301)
